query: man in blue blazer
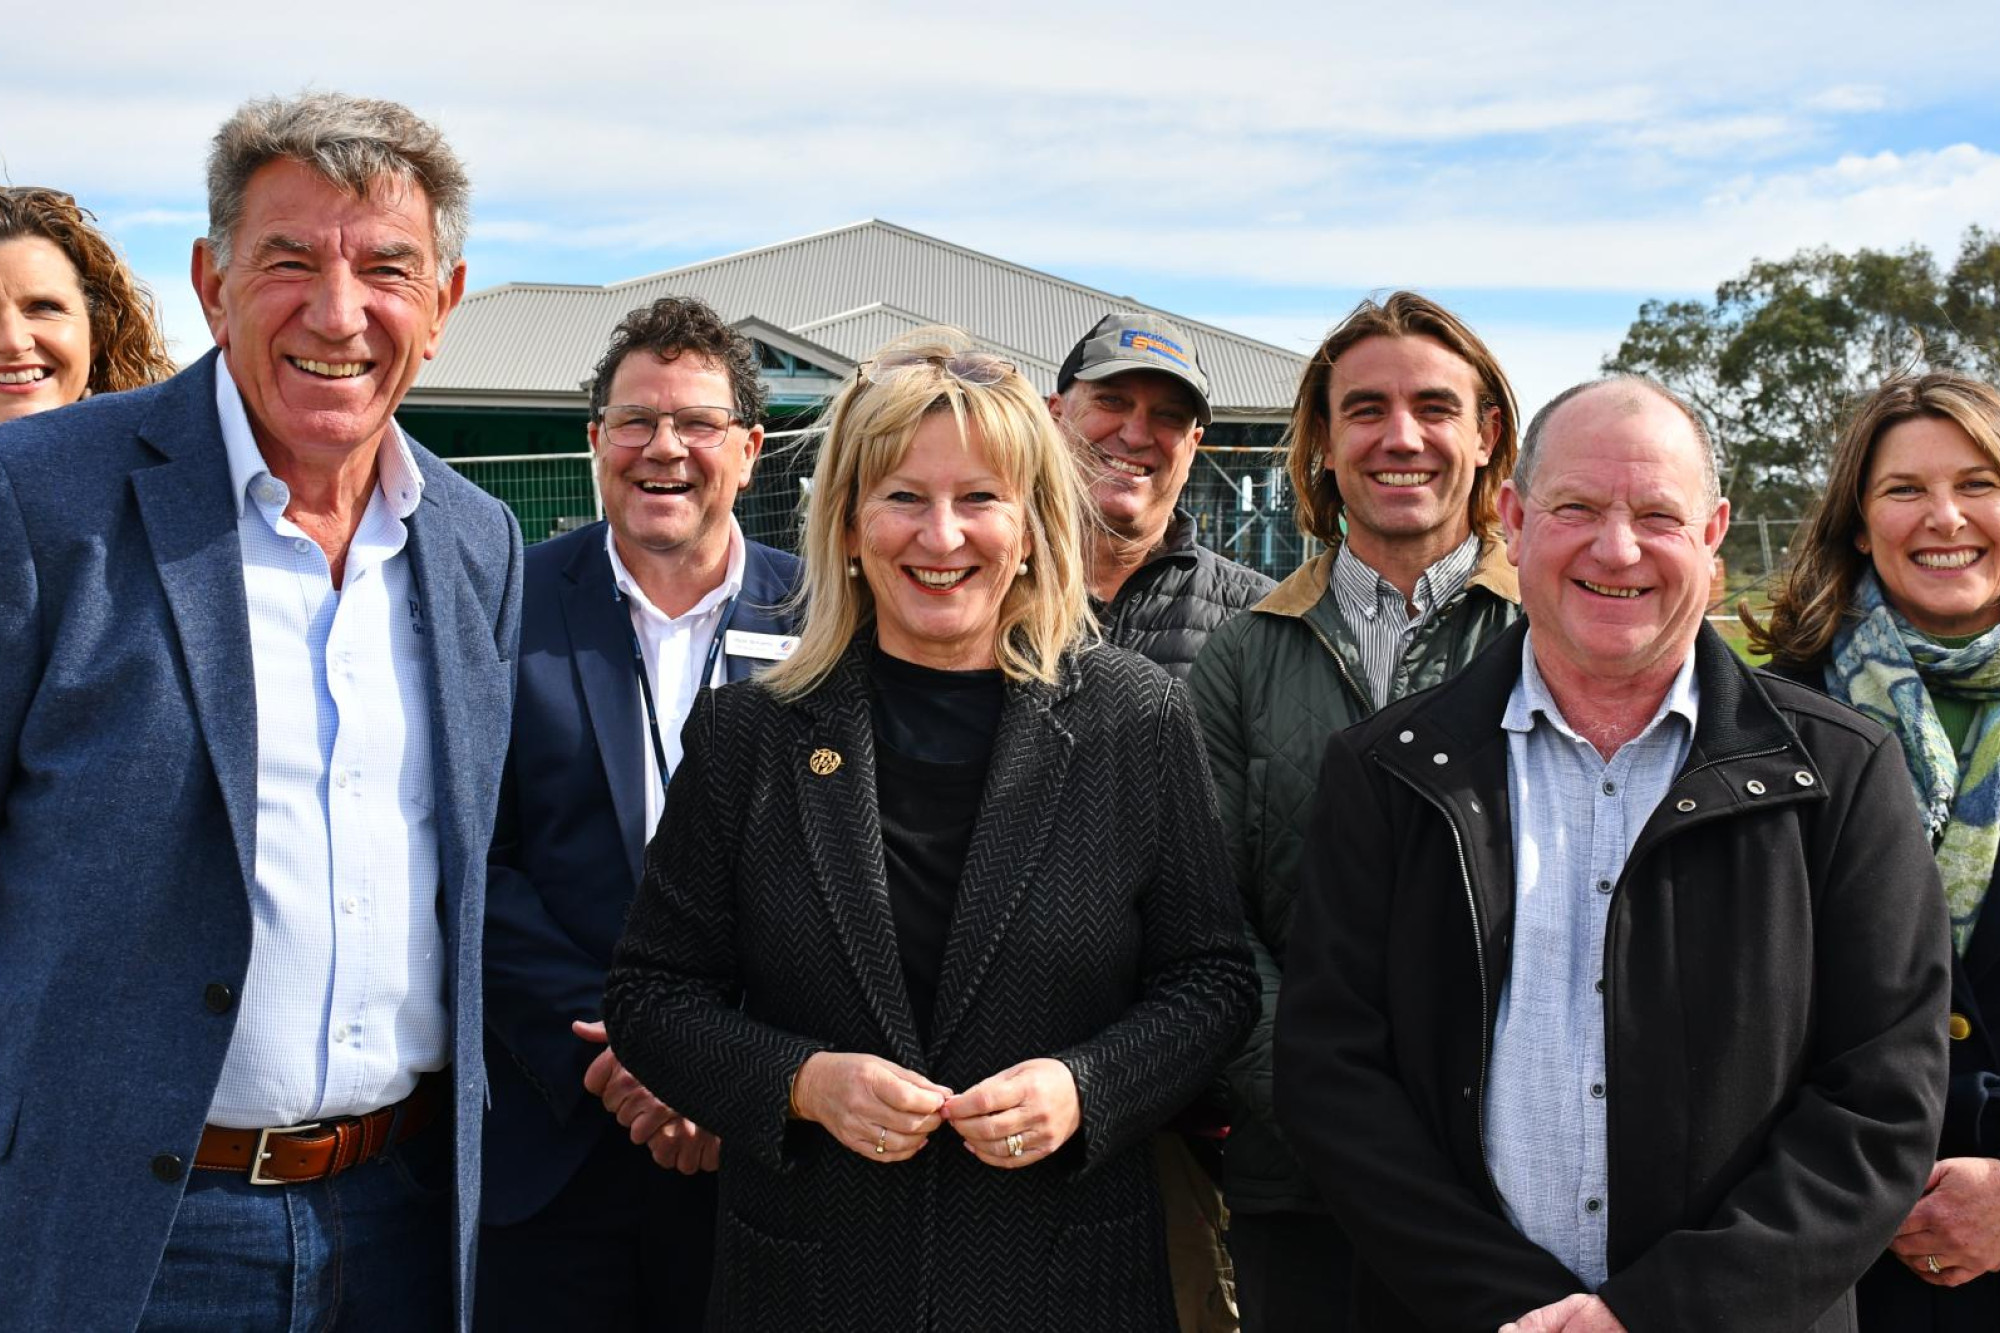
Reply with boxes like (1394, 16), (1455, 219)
(0, 94), (519, 1332)
(478, 297), (801, 1330)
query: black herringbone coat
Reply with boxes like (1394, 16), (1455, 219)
(604, 639), (1258, 1332)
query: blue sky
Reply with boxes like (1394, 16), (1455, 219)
(7, 0), (2000, 415)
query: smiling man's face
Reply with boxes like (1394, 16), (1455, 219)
(1500, 384), (1727, 690)
(194, 157), (464, 471)
(1324, 334), (1497, 573)
(1052, 369), (1203, 547)
(591, 350), (761, 573)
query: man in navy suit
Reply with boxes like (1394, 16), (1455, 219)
(477, 296), (802, 1330)
(0, 93), (519, 1332)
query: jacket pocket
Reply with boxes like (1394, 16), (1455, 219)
(1049, 1210), (1169, 1329)
(721, 1210), (825, 1329)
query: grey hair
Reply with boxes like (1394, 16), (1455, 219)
(1519, 375), (1721, 511)
(205, 92), (471, 284)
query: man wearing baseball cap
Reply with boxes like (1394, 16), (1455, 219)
(1050, 312), (1272, 680)
(1051, 313), (1272, 1333)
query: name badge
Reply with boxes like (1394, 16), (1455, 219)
(725, 630), (799, 662)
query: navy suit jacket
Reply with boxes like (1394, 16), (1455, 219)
(0, 352), (522, 1332)
(481, 520), (801, 1226)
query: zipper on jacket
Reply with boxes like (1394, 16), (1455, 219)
(1593, 739), (1794, 1236)
(1379, 760), (1501, 1199)
(1303, 616), (1373, 717)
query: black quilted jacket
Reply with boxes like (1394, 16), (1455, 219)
(1188, 541), (1520, 1215)
(605, 637), (1258, 1332)
(1093, 509), (1275, 681)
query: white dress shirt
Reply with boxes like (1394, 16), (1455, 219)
(206, 358), (447, 1128)
(606, 518), (746, 843)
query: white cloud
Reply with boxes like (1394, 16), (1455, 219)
(12, 0), (2000, 380)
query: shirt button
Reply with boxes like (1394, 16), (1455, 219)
(333, 769), (348, 789)
(150, 1153), (185, 1184)
(333, 1024), (349, 1043)
(1585, 1198), (1603, 1214)
(342, 897), (360, 914)
(1601, 779), (1617, 796)
(293, 537), (311, 554)
(1595, 978), (1605, 994)
(255, 480), (282, 505)
(203, 983), (235, 1014)
(1590, 1082), (1606, 1098)
(1596, 879), (1613, 895)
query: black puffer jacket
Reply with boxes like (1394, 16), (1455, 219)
(1095, 510), (1274, 681)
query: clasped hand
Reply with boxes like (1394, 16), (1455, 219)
(1889, 1156), (2000, 1286)
(790, 1052), (1081, 1168)
(573, 1020), (720, 1173)
(1498, 1294), (1627, 1333)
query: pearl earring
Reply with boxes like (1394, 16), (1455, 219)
(1018, 560), (1030, 577)
(847, 558), (859, 579)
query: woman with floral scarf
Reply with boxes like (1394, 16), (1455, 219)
(1753, 371), (2000, 1331)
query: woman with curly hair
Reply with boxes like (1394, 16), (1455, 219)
(0, 186), (176, 422)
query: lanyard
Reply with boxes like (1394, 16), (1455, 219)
(620, 590), (738, 798)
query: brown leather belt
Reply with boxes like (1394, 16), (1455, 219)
(194, 1075), (442, 1185)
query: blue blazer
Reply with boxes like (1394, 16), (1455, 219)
(0, 352), (522, 1333)
(481, 521), (801, 1226)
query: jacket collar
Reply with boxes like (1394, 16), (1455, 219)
(1380, 619), (1809, 777)
(786, 636), (1079, 1066)
(1253, 531), (1519, 622)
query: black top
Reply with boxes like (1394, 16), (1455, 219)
(867, 646), (1005, 1040)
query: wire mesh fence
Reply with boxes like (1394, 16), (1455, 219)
(443, 452), (600, 545)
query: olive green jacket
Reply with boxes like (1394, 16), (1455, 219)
(1188, 539), (1520, 1213)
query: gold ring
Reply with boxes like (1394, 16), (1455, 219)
(1927, 1254), (1942, 1275)
(874, 1127), (887, 1155)
(1006, 1132), (1025, 1158)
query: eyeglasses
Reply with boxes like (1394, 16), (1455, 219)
(598, 404), (741, 450)
(857, 350), (1017, 388)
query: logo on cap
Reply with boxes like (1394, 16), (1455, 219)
(1118, 329), (1192, 369)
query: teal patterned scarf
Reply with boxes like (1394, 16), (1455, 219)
(1827, 570), (2000, 954)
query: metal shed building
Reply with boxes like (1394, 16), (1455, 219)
(404, 219), (1313, 573)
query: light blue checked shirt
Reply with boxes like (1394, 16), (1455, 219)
(1486, 634), (1698, 1288)
(1330, 533), (1480, 709)
(205, 358), (447, 1129)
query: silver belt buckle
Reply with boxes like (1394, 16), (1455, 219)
(248, 1121), (322, 1186)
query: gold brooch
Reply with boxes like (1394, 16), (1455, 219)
(808, 747), (843, 776)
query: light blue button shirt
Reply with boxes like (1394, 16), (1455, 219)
(1485, 634), (1698, 1287)
(205, 358), (447, 1128)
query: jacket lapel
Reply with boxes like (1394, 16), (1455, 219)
(791, 644), (926, 1068)
(928, 667), (1076, 1057)
(129, 354), (260, 898)
(561, 528), (650, 882)
(1372, 620), (1524, 960)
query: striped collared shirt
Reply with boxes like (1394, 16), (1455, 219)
(206, 356), (446, 1128)
(1485, 635), (1698, 1288)
(1329, 533), (1480, 708)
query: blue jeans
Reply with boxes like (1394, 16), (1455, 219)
(138, 1126), (452, 1332)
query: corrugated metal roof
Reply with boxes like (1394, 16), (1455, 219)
(415, 220), (1305, 415)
